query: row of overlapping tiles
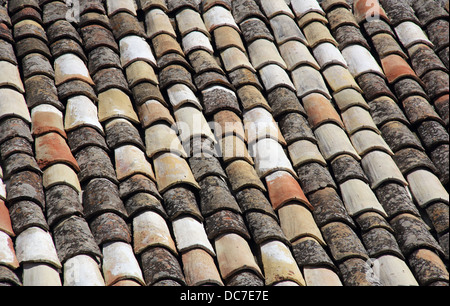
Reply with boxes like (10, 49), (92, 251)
(0, 0), (448, 286)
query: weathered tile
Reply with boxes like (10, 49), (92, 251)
(153, 152), (200, 193)
(0, 88), (31, 123)
(102, 241), (145, 286)
(21, 263), (61, 286)
(395, 21), (434, 48)
(221, 47), (255, 73)
(239, 17), (274, 44)
(369, 96), (409, 128)
(332, 88), (369, 112)
(75, 146), (118, 185)
(260, 0), (295, 18)
(296, 162), (338, 195)
(291, 0), (325, 18)
(201, 85), (241, 117)
(125, 61), (159, 88)
(407, 169), (449, 208)
(106, 0), (137, 16)
(391, 213), (444, 257)
(65, 95), (103, 134)
(213, 25), (246, 52)
(363, 19), (395, 37)
(15, 36), (51, 60)
(15, 226), (61, 269)
(291, 65), (331, 99)
(228, 67), (262, 91)
(279, 112), (316, 145)
(187, 50), (222, 75)
(98, 88), (140, 124)
(162, 186), (203, 221)
(67, 126), (109, 155)
(83, 178), (128, 220)
(338, 258), (382, 286)
(280, 40), (320, 71)
(145, 8), (176, 39)
(119, 174), (161, 201)
(248, 39), (287, 70)
(353, 0), (389, 24)
(243, 107), (285, 145)
(42, 163), (81, 193)
(204, 209), (250, 240)
(303, 21), (338, 48)
(213, 110), (246, 142)
(172, 216), (214, 255)
(133, 210), (177, 255)
(174, 105), (216, 144)
(278, 204), (325, 244)
(176, 8), (209, 37)
(260, 240), (305, 286)
(152, 33), (184, 58)
(314, 123), (360, 161)
(225, 160), (266, 193)
(245, 211), (289, 245)
(408, 248), (449, 286)
(45, 184), (83, 228)
(0, 61), (24, 93)
(341, 44), (384, 78)
(303, 266), (343, 286)
(251, 138), (297, 179)
(327, 6), (359, 31)
(63, 255), (105, 286)
(358, 74), (397, 103)
(321, 222), (369, 262)
(145, 124), (186, 159)
(109, 11), (146, 40)
(270, 14), (308, 45)
(80, 24), (119, 54)
(114, 145), (155, 182)
(119, 35), (156, 68)
(203, 5), (239, 33)
(140, 247), (185, 286)
(361, 150), (408, 189)
(0, 200), (14, 237)
(30, 104), (66, 138)
(288, 140), (327, 168)
(232, 0), (267, 24)
(199, 176), (242, 216)
(189, 156), (227, 182)
(215, 233), (263, 280)
(381, 54), (421, 85)
(350, 129), (393, 156)
(340, 179), (387, 217)
(303, 93), (344, 129)
(322, 64), (362, 94)
(312, 42), (347, 69)
(265, 171), (312, 211)
(181, 249), (223, 286)
(297, 11), (329, 28)
(54, 53), (94, 86)
(267, 87), (306, 119)
(341, 106), (379, 135)
(372, 33), (407, 59)
(35, 132), (79, 172)
(182, 31), (214, 55)
(125, 192), (167, 220)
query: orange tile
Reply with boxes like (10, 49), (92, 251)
(0, 199), (14, 237)
(354, 0), (389, 23)
(302, 93), (344, 129)
(35, 132), (80, 172)
(265, 171), (313, 211)
(381, 54), (420, 84)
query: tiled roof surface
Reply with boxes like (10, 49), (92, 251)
(0, 0), (448, 287)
